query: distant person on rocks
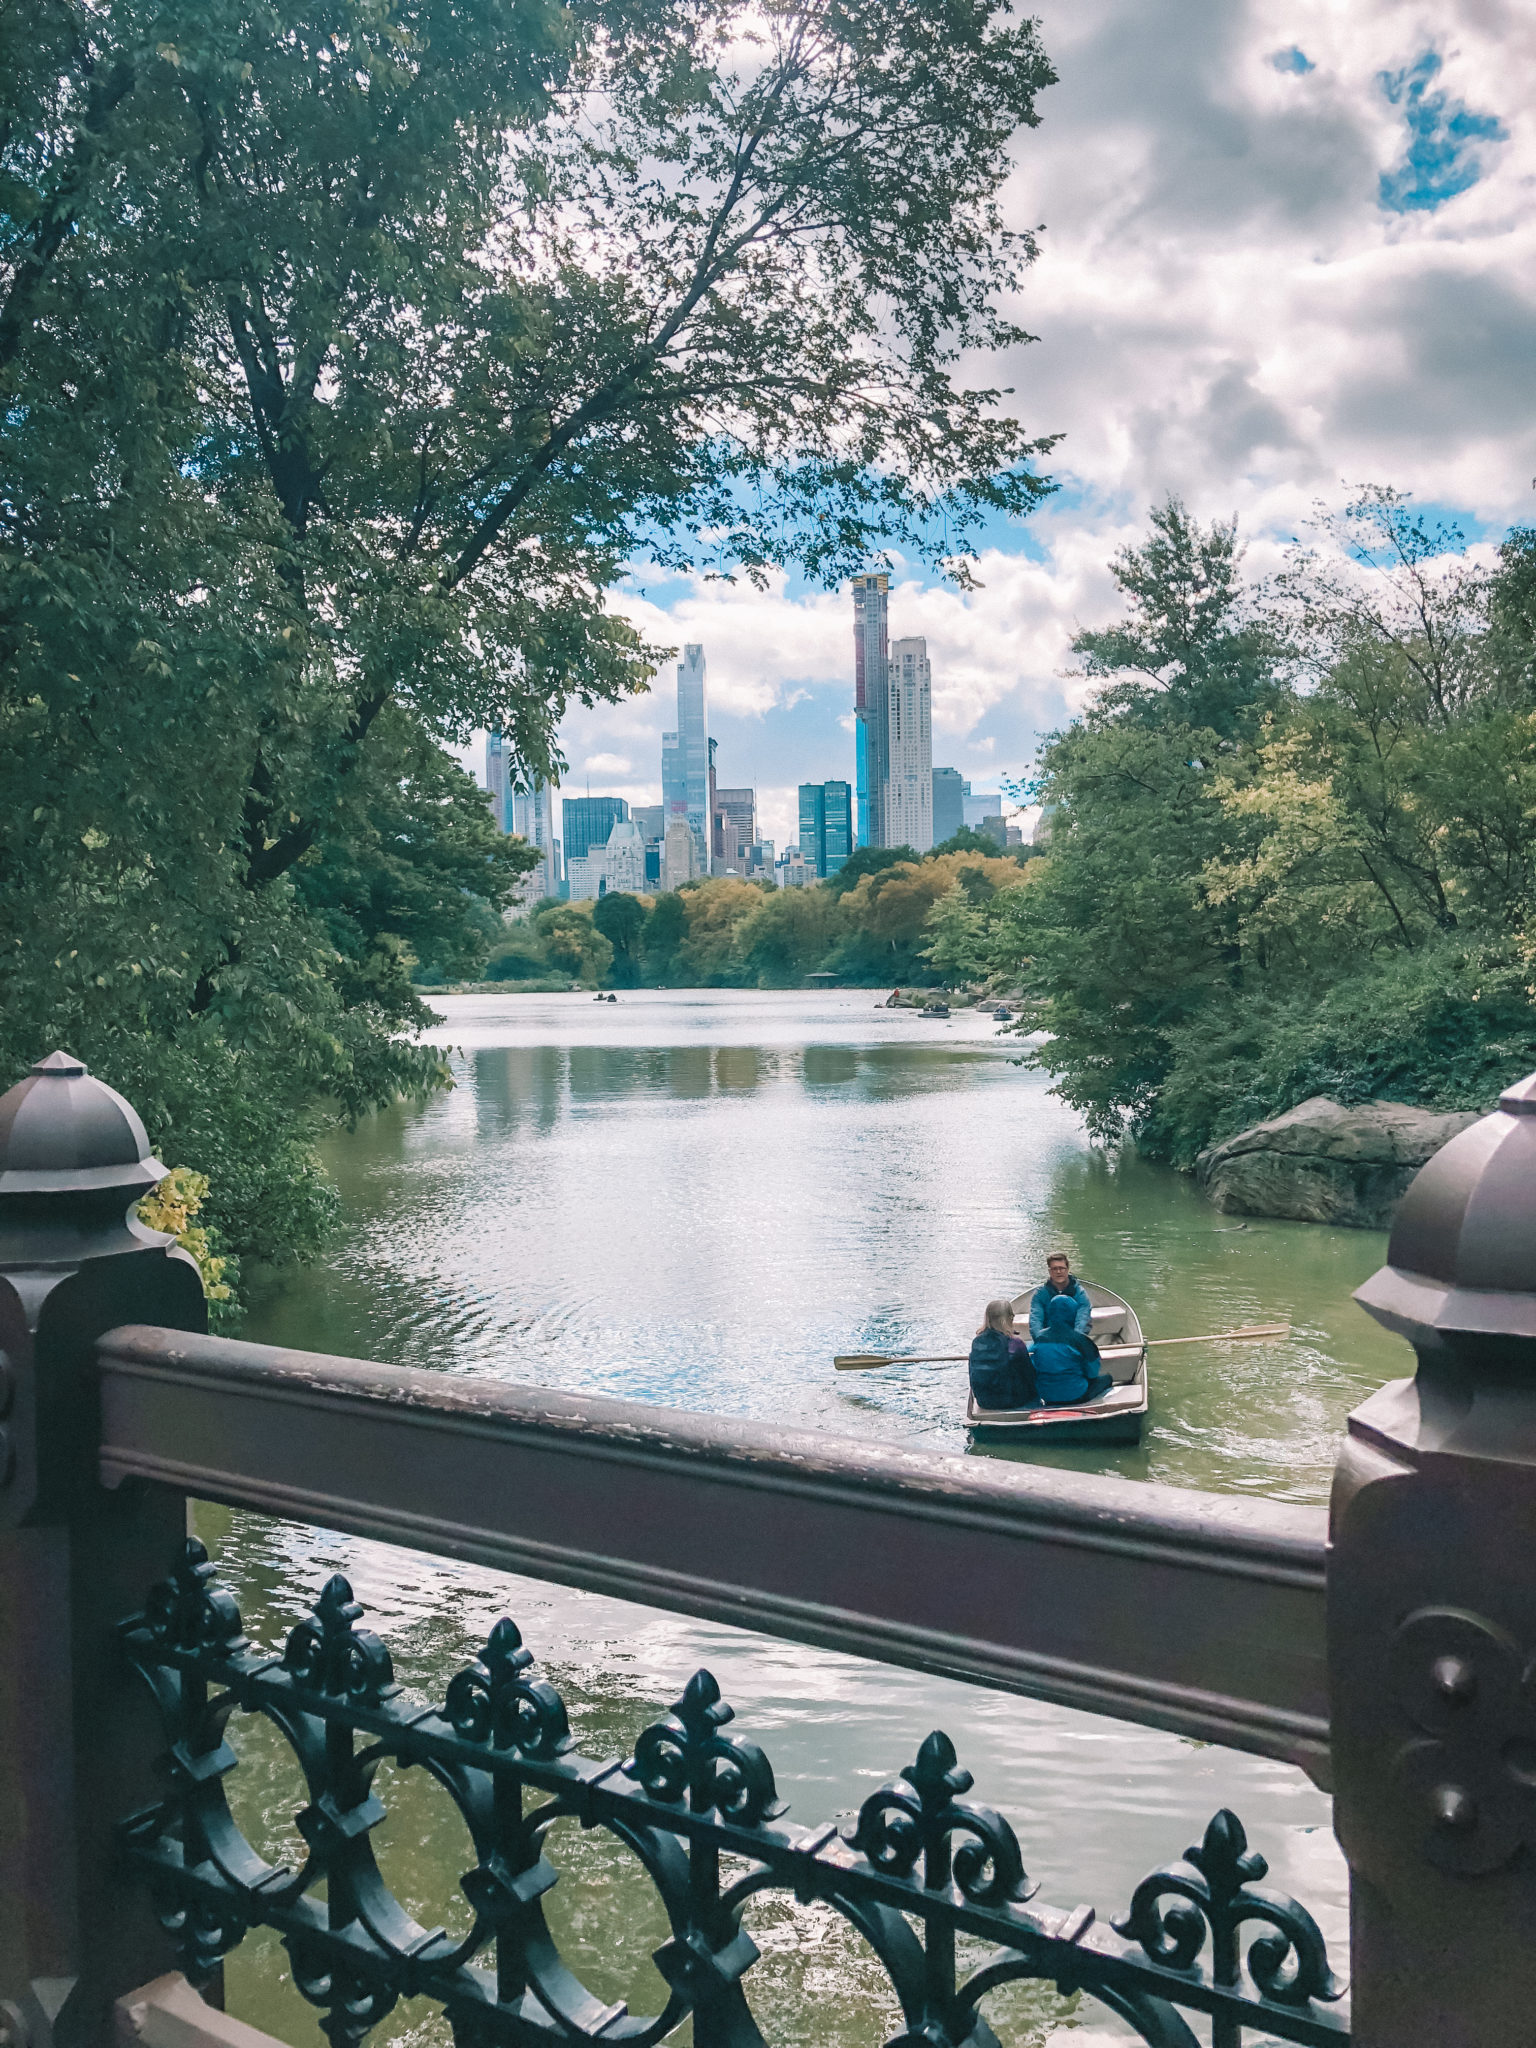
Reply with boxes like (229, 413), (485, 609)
(1030, 1292), (1113, 1406)
(1029, 1253), (1092, 1340)
(968, 1299), (1038, 1411)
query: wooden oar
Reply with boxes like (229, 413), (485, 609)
(834, 1352), (967, 1371)
(835, 1322), (1290, 1371)
(1146, 1322), (1290, 1347)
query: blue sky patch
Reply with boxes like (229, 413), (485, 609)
(1269, 47), (1314, 75)
(1378, 50), (1506, 212)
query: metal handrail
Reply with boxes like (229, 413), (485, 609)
(97, 1322), (1331, 1778)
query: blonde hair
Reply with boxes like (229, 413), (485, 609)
(983, 1298), (1016, 1332)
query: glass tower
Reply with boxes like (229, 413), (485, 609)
(851, 574), (890, 848)
(796, 779), (853, 878)
(677, 644), (710, 868)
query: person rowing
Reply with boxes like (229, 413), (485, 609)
(1029, 1252), (1092, 1340)
(1031, 1291), (1114, 1406)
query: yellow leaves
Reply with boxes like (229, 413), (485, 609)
(156, 41), (180, 65)
(81, 826), (110, 849)
(138, 1167), (232, 1303)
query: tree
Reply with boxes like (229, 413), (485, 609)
(642, 893), (689, 983)
(823, 845), (921, 897)
(2, 0), (1059, 1273)
(1072, 499), (1282, 738)
(999, 491), (1536, 1163)
(593, 891), (647, 986)
(534, 903), (613, 984)
(934, 826), (1014, 859)
(736, 886), (840, 984)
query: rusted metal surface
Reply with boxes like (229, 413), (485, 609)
(97, 1324), (1330, 1777)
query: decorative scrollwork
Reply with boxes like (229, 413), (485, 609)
(284, 1574), (397, 1703)
(849, 1729), (1032, 1907)
(626, 1668), (784, 1827)
(444, 1615), (572, 1759)
(141, 1537), (246, 1654)
(288, 1937), (400, 2048)
(118, 1540), (1349, 2048)
(1114, 1809), (1343, 2008)
(156, 1890), (248, 1989)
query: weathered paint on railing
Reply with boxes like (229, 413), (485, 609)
(96, 1322), (1331, 1778)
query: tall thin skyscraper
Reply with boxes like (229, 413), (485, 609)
(851, 574), (890, 847)
(886, 637), (933, 851)
(487, 732), (560, 894)
(676, 644), (710, 867)
(511, 779), (559, 897)
(485, 731), (513, 831)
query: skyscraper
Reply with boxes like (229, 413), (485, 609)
(962, 780), (1003, 829)
(511, 780), (560, 898)
(487, 733), (560, 896)
(797, 780), (853, 878)
(851, 573), (889, 848)
(562, 795), (628, 866)
(932, 766), (964, 845)
(661, 731), (684, 817)
(676, 644), (710, 867)
(714, 787), (757, 871)
(823, 779), (852, 874)
(885, 637), (933, 851)
(484, 731), (513, 832)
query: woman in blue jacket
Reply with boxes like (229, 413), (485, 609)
(1030, 1292), (1115, 1406)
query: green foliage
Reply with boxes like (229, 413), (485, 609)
(593, 891), (646, 985)
(3, 0), (1058, 1285)
(933, 826), (1025, 860)
(1071, 498), (1284, 738)
(822, 845), (921, 897)
(1004, 491), (1536, 1159)
(533, 903), (613, 985)
(642, 893), (690, 983)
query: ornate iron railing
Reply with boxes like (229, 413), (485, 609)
(120, 1539), (1349, 2048)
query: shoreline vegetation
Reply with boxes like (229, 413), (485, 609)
(425, 490), (1536, 1199)
(417, 835), (1039, 1001)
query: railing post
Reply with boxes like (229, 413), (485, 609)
(0, 1055), (207, 2048)
(1331, 1070), (1536, 2044)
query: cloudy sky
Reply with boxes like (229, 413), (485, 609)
(482, 0), (1536, 850)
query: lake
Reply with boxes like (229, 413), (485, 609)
(215, 990), (1404, 2046)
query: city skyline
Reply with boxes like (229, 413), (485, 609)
(462, 0), (1531, 855)
(481, 573), (999, 868)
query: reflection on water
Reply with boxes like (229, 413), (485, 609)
(222, 991), (1394, 2045)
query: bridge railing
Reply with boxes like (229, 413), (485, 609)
(3, 1051), (1534, 2047)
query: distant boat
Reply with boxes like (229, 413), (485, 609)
(966, 1282), (1148, 1446)
(922, 1001), (951, 1018)
(993, 1006), (1013, 1022)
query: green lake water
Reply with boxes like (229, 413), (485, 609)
(209, 989), (1408, 2046)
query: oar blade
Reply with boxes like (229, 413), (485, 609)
(833, 1354), (894, 1371)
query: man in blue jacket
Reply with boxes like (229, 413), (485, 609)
(1029, 1253), (1092, 1340)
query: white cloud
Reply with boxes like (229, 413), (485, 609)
(485, 0), (1536, 853)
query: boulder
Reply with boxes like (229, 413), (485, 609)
(1195, 1096), (1481, 1230)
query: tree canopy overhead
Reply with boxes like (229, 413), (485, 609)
(2, 0), (1058, 1286)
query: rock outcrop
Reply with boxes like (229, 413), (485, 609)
(1195, 1096), (1481, 1229)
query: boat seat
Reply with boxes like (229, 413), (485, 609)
(1097, 1342), (1143, 1384)
(1089, 1306), (1127, 1339)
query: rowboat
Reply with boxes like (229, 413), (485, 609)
(964, 1281), (1148, 1446)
